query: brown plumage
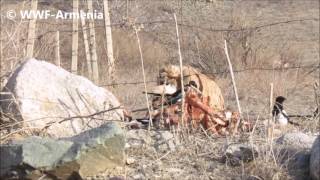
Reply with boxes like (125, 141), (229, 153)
(161, 65), (225, 110)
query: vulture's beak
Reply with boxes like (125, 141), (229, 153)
(144, 84), (177, 95)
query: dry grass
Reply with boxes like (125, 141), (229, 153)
(96, 123), (294, 180)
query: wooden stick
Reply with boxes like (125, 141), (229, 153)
(160, 78), (167, 122)
(80, 15), (92, 79)
(54, 31), (60, 67)
(103, 0), (115, 81)
(267, 83), (275, 162)
(314, 82), (319, 116)
(26, 0), (38, 58)
(71, 0), (79, 74)
(133, 26), (153, 129)
(88, 0), (99, 84)
(268, 83), (274, 141)
(0, 27), (2, 66)
(173, 13), (185, 124)
(224, 40), (242, 135)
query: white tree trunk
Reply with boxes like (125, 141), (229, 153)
(88, 0), (99, 84)
(103, 0), (115, 81)
(71, 0), (79, 74)
(54, 31), (60, 67)
(26, 0), (38, 58)
(80, 16), (92, 80)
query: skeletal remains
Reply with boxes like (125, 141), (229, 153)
(129, 65), (252, 135)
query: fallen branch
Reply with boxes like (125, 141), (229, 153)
(44, 106), (122, 128)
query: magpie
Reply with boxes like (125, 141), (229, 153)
(272, 96), (299, 126)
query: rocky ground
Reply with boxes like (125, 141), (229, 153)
(1, 123), (319, 180)
(101, 124), (319, 180)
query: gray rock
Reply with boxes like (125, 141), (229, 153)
(276, 132), (316, 149)
(286, 149), (311, 180)
(125, 129), (178, 152)
(109, 176), (125, 180)
(132, 173), (145, 180)
(274, 133), (317, 179)
(0, 145), (23, 177)
(223, 144), (258, 166)
(126, 157), (135, 165)
(310, 136), (320, 180)
(125, 129), (152, 148)
(0, 58), (123, 138)
(154, 131), (176, 152)
(0, 122), (125, 179)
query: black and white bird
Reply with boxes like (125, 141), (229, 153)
(272, 96), (299, 126)
(272, 96), (289, 125)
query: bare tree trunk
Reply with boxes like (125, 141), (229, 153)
(71, 0), (79, 74)
(88, 0), (99, 84)
(103, 0), (115, 81)
(80, 16), (92, 80)
(54, 31), (60, 67)
(26, 0), (38, 58)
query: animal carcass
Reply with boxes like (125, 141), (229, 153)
(159, 65), (225, 110)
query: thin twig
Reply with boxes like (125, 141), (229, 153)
(0, 127), (40, 141)
(44, 106), (122, 128)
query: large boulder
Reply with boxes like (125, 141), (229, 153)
(276, 132), (316, 149)
(276, 132), (317, 179)
(0, 58), (123, 138)
(0, 122), (125, 179)
(310, 136), (320, 180)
